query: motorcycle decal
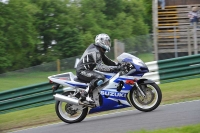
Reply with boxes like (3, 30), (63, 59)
(107, 97), (131, 106)
(104, 74), (112, 79)
(102, 88), (129, 93)
(100, 90), (127, 97)
(65, 82), (87, 88)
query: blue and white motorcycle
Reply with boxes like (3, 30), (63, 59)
(48, 53), (162, 123)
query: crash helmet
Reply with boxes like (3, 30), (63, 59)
(95, 33), (111, 52)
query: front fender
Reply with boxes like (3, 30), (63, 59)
(137, 78), (155, 85)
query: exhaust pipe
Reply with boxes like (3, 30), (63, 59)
(53, 94), (79, 105)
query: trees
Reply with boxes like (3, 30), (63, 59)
(30, 0), (69, 63)
(0, 0), (39, 72)
(55, 28), (84, 59)
(141, 0), (153, 32)
(0, 0), (151, 73)
(0, 2), (11, 73)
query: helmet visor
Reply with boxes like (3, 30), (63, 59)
(105, 39), (111, 47)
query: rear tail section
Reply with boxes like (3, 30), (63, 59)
(48, 72), (88, 88)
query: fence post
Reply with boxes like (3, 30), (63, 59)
(187, 27), (192, 55)
(193, 22), (198, 54)
(174, 26), (178, 58)
(152, 0), (158, 60)
(57, 59), (60, 74)
(114, 39), (118, 60)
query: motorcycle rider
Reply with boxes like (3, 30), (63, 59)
(76, 33), (127, 102)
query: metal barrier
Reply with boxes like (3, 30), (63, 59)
(0, 83), (62, 114)
(0, 54), (200, 114)
(143, 54), (200, 83)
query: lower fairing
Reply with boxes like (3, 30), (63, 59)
(89, 94), (132, 113)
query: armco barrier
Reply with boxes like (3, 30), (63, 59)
(0, 54), (200, 114)
(0, 83), (62, 114)
(158, 54), (200, 83)
(0, 82), (51, 101)
(143, 54), (200, 83)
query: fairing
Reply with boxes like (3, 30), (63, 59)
(117, 53), (149, 76)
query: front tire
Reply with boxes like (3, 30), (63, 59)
(55, 91), (88, 123)
(130, 83), (162, 112)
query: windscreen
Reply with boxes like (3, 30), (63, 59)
(116, 53), (142, 63)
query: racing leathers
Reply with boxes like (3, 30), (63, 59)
(76, 44), (120, 99)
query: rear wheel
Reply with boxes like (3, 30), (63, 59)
(55, 91), (88, 123)
(130, 83), (162, 112)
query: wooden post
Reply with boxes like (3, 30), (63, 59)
(152, 0), (158, 60)
(57, 59), (60, 74)
(187, 27), (191, 55)
(193, 22), (198, 54)
(114, 39), (118, 60)
(174, 26), (178, 58)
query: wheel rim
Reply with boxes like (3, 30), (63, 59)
(132, 84), (158, 109)
(58, 101), (83, 121)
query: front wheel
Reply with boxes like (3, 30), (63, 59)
(55, 91), (88, 123)
(130, 83), (162, 112)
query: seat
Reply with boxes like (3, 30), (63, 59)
(74, 78), (90, 83)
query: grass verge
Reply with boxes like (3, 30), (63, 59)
(128, 123), (200, 133)
(0, 78), (200, 133)
(0, 70), (75, 92)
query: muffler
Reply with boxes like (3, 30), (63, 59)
(53, 94), (79, 105)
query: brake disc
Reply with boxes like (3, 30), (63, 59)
(135, 87), (155, 105)
(65, 104), (77, 116)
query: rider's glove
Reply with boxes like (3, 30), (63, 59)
(111, 65), (121, 73)
(110, 63), (133, 73)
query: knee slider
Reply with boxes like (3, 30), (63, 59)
(96, 80), (103, 86)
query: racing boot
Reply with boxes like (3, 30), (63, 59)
(80, 79), (103, 103)
(80, 90), (88, 102)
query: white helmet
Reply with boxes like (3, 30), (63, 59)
(95, 33), (111, 52)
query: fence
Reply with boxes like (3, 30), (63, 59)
(153, 1), (200, 60)
(144, 53), (200, 84)
(0, 83), (62, 114)
(156, 24), (200, 59)
(0, 54), (200, 114)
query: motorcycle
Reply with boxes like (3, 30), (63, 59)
(48, 52), (162, 123)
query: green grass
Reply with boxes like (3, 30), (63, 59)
(137, 53), (154, 63)
(0, 70), (75, 92)
(128, 123), (200, 133)
(159, 77), (200, 104)
(0, 78), (200, 132)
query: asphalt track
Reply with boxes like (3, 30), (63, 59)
(12, 100), (200, 133)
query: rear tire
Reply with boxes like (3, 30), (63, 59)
(55, 91), (88, 123)
(130, 83), (162, 112)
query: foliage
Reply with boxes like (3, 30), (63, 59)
(0, 0), (39, 72)
(0, 0), (151, 73)
(55, 28), (85, 58)
(141, 0), (152, 32)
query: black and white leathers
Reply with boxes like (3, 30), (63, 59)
(76, 44), (119, 92)
(76, 44), (119, 73)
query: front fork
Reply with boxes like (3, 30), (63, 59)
(135, 82), (146, 97)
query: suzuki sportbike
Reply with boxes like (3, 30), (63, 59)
(48, 52), (162, 123)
